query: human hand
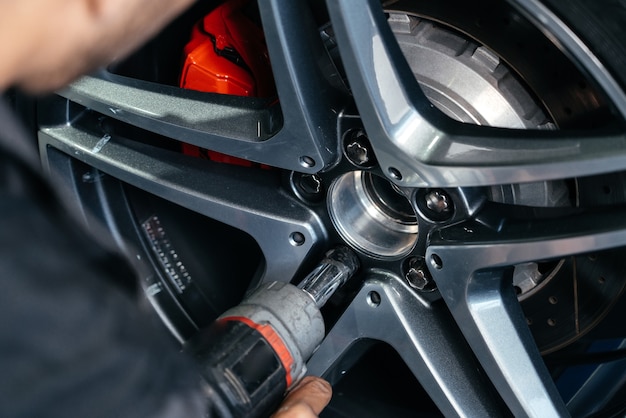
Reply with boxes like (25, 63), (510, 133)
(272, 376), (332, 418)
(3, 0), (195, 93)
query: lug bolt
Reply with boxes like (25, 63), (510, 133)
(299, 174), (323, 195)
(406, 267), (431, 290)
(405, 257), (434, 291)
(293, 172), (324, 203)
(425, 190), (452, 214)
(345, 131), (376, 167)
(346, 141), (369, 165)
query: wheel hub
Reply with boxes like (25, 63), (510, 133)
(328, 171), (417, 259)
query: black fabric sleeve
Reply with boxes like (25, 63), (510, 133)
(0, 101), (211, 417)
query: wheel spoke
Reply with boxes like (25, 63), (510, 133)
(258, 0), (343, 172)
(435, 268), (568, 417)
(58, 74), (288, 165)
(327, 0), (626, 188)
(57, 0), (343, 173)
(427, 205), (626, 416)
(307, 272), (507, 417)
(39, 123), (327, 284)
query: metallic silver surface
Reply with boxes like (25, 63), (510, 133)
(307, 271), (505, 416)
(427, 208), (626, 416)
(328, 171), (417, 258)
(298, 246), (360, 308)
(405, 266), (429, 290)
(488, 180), (571, 208)
(38, 126), (328, 286)
(344, 131), (376, 167)
(391, 12), (551, 130)
(425, 189), (452, 215)
(327, 0), (626, 188)
(512, 260), (564, 299)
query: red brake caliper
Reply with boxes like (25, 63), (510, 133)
(179, 0), (275, 167)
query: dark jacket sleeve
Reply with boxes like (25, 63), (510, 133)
(0, 100), (209, 418)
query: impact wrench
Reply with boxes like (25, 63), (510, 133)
(184, 246), (360, 417)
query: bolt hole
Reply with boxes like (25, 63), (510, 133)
(588, 254), (598, 262)
(547, 318), (557, 327)
(289, 232), (306, 246)
(598, 276), (606, 284)
(526, 318), (533, 326)
(548, 296), (558, 305)
(430, 254), (443, 270)
(514, 286), (522, 296)
(299, 156), (316, 168)
(388, 167), (402, 180)
(367, 291), (381, 307)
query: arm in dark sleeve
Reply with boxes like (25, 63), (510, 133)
(0, 155), (209, 418)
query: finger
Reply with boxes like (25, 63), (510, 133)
(272, 376), (332, 417)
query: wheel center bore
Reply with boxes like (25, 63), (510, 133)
(328, 171), (417, 259)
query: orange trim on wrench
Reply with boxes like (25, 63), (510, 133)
(220, 316), (295, 388)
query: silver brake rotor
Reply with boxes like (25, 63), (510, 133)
(389, 12), (554, 129)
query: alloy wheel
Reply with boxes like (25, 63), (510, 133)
(33, 0), (626, 416)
